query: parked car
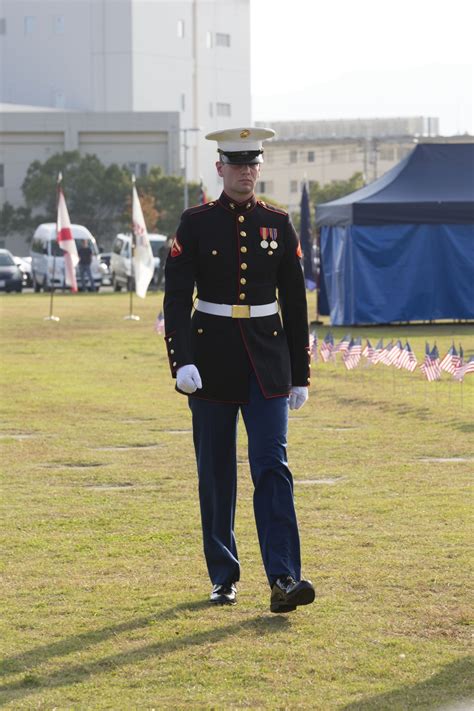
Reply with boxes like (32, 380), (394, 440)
(30, 223), (102, 291)
(0, 249), (23, 292)
(98, 252), (112, 286)
(13, 256), (32, 287)
(110, 233), (167, 291)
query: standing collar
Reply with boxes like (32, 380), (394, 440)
(218, 191), (257, 213)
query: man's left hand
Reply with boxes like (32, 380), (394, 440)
(289, 386), (309, 410)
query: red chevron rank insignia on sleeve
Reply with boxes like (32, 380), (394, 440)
(170, 236), (183, 258)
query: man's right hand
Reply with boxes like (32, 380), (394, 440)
(176, 364), (202, 394)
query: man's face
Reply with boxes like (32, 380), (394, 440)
(216, 161), (260, 199)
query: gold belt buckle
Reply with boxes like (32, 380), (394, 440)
(231, 304), (251, 319)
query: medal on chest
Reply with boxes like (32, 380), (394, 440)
(260, 227), (278, 252)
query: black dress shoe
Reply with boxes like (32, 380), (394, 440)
(270, 575), (315, 613)
(209, 583), (237, 605)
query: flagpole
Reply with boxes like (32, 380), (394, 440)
(124, 175), (140, 321)
(44, 173), (61, 321)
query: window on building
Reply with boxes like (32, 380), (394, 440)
(257, 180), (273, 194)
(307, 151), (315, 163)
(206, 31), (213, 48)
(215, 32), (231, 47)
(0, 164), (4, 188)
(54, 15), (64, 33)
(289, 150), (297, 163)
(0, 18), (6, 34)
(177, 19), (185, 38)
(180, 93), (186, 111)
(290, 180), (298, 193)
(126, 162), (148, 178)
(216, 102), (231, 117)
(24, 16), (36, 34)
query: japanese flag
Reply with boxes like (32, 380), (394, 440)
(132, 182), (155, 298)
(57, 184), (79, 292)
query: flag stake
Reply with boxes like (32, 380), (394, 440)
(44, 255), (60, 321)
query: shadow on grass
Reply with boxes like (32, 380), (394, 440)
(0, 599), (289, 705)
(342, 656), (474, 711)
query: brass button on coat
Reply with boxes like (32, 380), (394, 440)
(170, 349), (175, 354)
(240, 246), (247, 253)
(239, 293), (246, 300)
(240, 277), (246, 285)
(197, 328), (203, 334)
(212, 250), (218, 255)
(238, 215), (245, 223)
(241, 263), (248, 270)
(268, 250), (273, 255)
(230, 203), (235, 209)
(273, 331), (278, 336)
(240, 231), (246, 237)
(172, 361), (177, 367)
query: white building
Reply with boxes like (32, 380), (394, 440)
(0, 0), (252, 200)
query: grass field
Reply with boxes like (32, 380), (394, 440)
(1, 292), (473, 710)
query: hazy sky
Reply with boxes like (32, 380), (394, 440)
(250, 0), (473, 135)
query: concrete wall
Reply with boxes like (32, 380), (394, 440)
(0, 109), (180, 207)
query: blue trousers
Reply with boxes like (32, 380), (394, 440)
(79, 264), (95, 291)
(189, 373), (301, 587)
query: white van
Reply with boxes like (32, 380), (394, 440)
(30, 223), (102, 292)
(110, 232), (168, 291)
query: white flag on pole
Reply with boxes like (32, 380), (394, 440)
(132, 181), (155, 298)
(57, 177), (79, 292)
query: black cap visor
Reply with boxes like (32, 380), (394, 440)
(219, 150), (263, 165)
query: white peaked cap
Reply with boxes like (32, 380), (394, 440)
(205, 127), (275, 163)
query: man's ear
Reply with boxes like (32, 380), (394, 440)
(216, 161), (224, 177)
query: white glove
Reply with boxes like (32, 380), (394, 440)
(289, 386), (309, 411)
(176, 364), (202, 394)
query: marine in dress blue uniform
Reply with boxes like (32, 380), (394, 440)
(164, 127), (315, 612)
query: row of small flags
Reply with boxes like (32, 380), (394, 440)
(309, 333), (473, 382)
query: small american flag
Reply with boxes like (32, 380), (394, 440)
(371, 338), (384, 364)
(398, 341), (418, 372)
(440, 343), (458, 375)
(420, 343), (441, 382)
(388, 339), (403, 367)
(334, 333), (351, 355)
(343, 337), (362, 370)
(362, 339), (374, 360)
(320, 331), (334, 362)
(380, 340), (394, 366)
(154, 311), (165, 334)
(453, 352), (473, 382)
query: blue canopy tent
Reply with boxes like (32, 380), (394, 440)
(316, 143), (474, 325)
